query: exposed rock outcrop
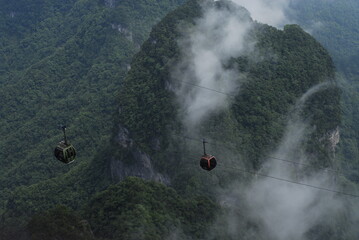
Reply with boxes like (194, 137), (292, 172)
(111, 24), (133, 42)
(327, 126), (340, 153)
(105, 0), (116, 8)
(110, 125), (170, 185)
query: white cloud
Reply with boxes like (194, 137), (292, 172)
(216, 83), (344, 240)
(172, 2), (253, 132)
(232, 0), (291, 27)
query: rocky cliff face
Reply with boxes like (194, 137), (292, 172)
(105, 0), (116, 8)
(111, 0), (341, 188)
(110, 124), (170, 185)
(328, 126), (340, 153)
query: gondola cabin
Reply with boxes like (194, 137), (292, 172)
(200, 154), (217, 171)
(54, 126), (76, 164)
(199, 139), (217, 171)
(54, 141), (76, 164)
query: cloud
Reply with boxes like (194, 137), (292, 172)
(231, 0), (292, 27)
(172, 1), (254, 132)
(171, 0), (295, 132)
(303, 21), (324, 34)
(243, 118), (342, 240)
(215, 83), (345, 240)
(169, 1), (351, 238)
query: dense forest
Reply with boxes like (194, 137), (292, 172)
(0, 0), (358, 239)
(292, 0), (359, 182)
(0, 0), (187, 238)
(116, 0), (339, 191)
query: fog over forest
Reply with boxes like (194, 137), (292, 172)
(0, 0), (358, 239)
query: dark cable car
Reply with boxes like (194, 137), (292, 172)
(200, 139), (217, 171)
(54, 126), (76, 164)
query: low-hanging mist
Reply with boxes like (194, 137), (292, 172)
(214, 83), (345, 240)
(244, 83), (343, 240)
(231, 0), (292, 27)
(172, 1), (253, 132)
(170, 0), (351, 239)
(110, 0), (354, 238)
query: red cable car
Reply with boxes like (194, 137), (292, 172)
(200, 139), (217, 171)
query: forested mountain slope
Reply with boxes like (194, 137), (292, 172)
(114, 0), (340, 189)
(25, 177), (217, 240)
(0, 0), (186, 237)
(290, 0), (359, 75)
(1, 0), (355, 239)
(0, 0), (184, 188)
(291, 0), (359, 181)
(100, 0), (348, 239)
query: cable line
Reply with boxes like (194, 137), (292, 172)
(172, 80), (353, 173)
(217, 163), (359, 198)
(177, 151), (359, 198)
(266, 155), (342, 176)
(174, 134), (344, 177)
(179, 80), (237, 97)
(119, 80), (348, 179)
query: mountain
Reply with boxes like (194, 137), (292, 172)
(114, 0), (339, 189)
(25, 177), (217, 240)
(0, 0), (186, 236)
(0, 0), (185, 189)
(103, 0), (347, 239)
(290, 0), (359, 79)
(1, 0), (354, 239)
(291, 0), (359, 181)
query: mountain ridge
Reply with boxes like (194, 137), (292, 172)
(1, 0), (355, 239)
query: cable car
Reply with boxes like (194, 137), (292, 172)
(200, 139), (217, 171)
(54, 126), (76, 164)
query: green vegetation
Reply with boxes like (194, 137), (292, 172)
(118, 0), (340, 176)
(0, 0), (351, 239)
(293, 0), (359, 181)
(0, 0), (185, 191)
(27, 205), (94, 240)
(20, 177), (217, 240)
(117, 0), (202, 151)
(85, 177), (217, 240)
(292, 0), (359, 74)
(0, 0), (185, 235)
